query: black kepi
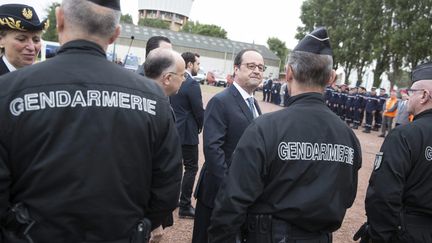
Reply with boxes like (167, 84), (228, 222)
(293, 27), (332, 56)
(87, 0), (121, 11)
(411, 62), (432, 83)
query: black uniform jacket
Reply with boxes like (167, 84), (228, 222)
(0, 40), (182, 242)
(208, 92), (362, 242)
(0, 57), (10, 76)
(170, 73), (204, 145)
(366, 94), (379, 112)
(365, 109), (432, 242)
(194, 85), (261, 208)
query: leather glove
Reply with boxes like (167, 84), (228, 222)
(353, 222), (371, 243)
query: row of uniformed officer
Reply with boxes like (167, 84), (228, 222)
(0, 0), (182, 242)
(344, 87), (357, 125)
(208, 27), (362, 243)
(352, 87), (367, 129)
(354, 62), (432, 242)
(325, 85), (390, 132)
(362, 88), (380, 133)
(326, 85), (360, 123)
(374, 88), (388, 131)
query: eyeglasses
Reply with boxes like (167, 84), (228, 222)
(241, 63), (267, 72)
(406, 88), (432, 99)
(167, 72), (188, 79)
(406, 88), (424, 96)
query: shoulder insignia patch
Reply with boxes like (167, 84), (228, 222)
(374, 152), (384, 170)
(425, 146), (432, 161)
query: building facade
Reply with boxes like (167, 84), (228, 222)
(108, 24), (280, 79)
(138, 0), (193, 31)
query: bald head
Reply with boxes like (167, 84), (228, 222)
(407, 79), (432, 116)
(144, 48), (186, 96)
(415, 79), (432, 90)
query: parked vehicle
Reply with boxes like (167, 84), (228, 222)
(123, 54), (140, 72)
(226, 74), (234, 87)
(39, 40), (60, 61)
(106, 51), (118, 62)
(193, 68), (206, 84)
(206, 71), (227, 87)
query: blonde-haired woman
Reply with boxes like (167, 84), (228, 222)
(0, 3), (48, 75)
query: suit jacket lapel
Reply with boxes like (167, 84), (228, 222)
(0, 58), (10, 76)
(254, 98), (262, 115)
(228, 85), (253, 122)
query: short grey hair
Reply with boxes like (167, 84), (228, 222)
(62, 0), (120, 39)
(288, 51), (333, 88)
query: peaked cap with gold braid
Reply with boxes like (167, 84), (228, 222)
(0, 4), (49, 31)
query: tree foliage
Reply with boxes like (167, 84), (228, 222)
(180, 21), (227, 39)
(138, 18), (170, 29)
(42, 2), (60, 42)
(296, 0), (432, 88)
(267, 37), (289, 70)
(120, 14), (133, 24)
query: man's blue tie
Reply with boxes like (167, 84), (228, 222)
(247, 97), (257, 118)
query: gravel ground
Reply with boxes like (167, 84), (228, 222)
(161, 86), (384, 243)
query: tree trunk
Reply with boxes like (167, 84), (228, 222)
(373, 50), (389, 88)
(356, 60), (366, 88)
(344, 62), (353, 85)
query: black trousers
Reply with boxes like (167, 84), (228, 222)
(262, 90), (268, 101)
(345, 108), (353, 123)
(354, 109), (364, 125)
(246, 216), (332, 243)
(192, 199), (212, 243)
(179, 144), (199, 208)
(374, 111), (382, 129)
(365, 112), (373, 128)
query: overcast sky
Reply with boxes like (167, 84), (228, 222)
(10, 0), (305, 49)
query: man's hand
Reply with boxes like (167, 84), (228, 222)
(149, 226), (164, 243)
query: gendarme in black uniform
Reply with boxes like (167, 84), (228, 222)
(360, 62), (432, 242)
(0, 40), (182, 242)
(365, 109), (432, 242)
(208, 27), (362, 243)
(208, 93), (362, 242)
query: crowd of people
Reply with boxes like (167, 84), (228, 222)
(324, 84), (412, 137)
(261, 78), (290, 106)
(0, 1), (431, 243)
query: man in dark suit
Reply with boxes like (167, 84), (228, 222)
(136, 35), (172, 76)
(170, 52), (204, 218)
(192, 48), (264, 243)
